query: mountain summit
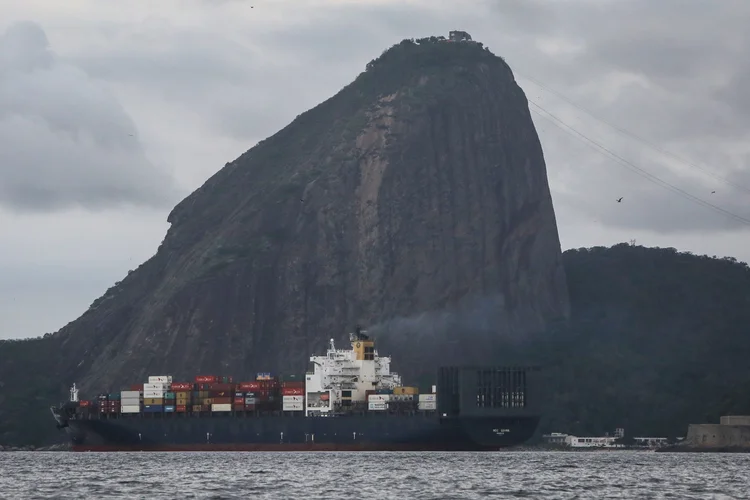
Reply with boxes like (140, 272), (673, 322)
(4, 35), (570, 413)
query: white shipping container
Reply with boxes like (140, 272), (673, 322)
(418, 394), (436, 402)
(120, 391), (141, 398)
(148, 376), (172, 384)
(368, 402), (387, 411)
(144, 391), (164, 398)
(282, 396), (304, 403)
(368, 394), (390, 402)
(432, 385), (437, 394)
(418, 401), (437, 410)
(121, 405), (141, 413)
(144, 383), (168, 390)
(211, 404), (232, 412)
(282, 403), (304, 411)
(121, 398), (141, 405)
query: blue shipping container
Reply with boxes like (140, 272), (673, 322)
(144, 405), (163, 413)
(164, 405), (176, 412)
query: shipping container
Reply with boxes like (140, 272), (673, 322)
(164, 405), (176, 412)
(144, 383), (166, 391)
(256, 372), (272, 380)
(120, 390), (141, 398)
(79, 400), (91, 407)
(281, 387), (303, 396)
(143, 392), (164, 400)
(368, 394), (391, 402)
(120, 405), (141, 413)
(129, 384), (144, 391)
(239, 382), (261, 391)
(368, 402), (387, 411)
(192, 405), (204, 412)
(144, 398), (164, 405)
(281, 380), (305, 388)
(176, 405), (187, 412)
(282, 396), (304, 403)
(209, 390), (231, 398)
(233, 398), (244, 405)
(418, 394), (436, 402)
(393, 386), (418, 395)
(107, 393), (121, 400)
(211, 404), (232, 412)
(207, 383), (234, 392)
(282, 404), (304, 411)
(148, 376), (172, 384)
(170, 382), (193, 391)
(213, 397), (232, 405)
(163, 392), (176, 399)
(195, 375), (217, 383)
(143, 405), (163, 413)
(418, 401), (437, 410)
(375, 388), (393, 395)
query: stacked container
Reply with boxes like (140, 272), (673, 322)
(120, 390), (142, 413)
(368, 394), (390, 411)
(107, 393), (121, 413)
(144, 378), (168, 413)
(418, 394), (437, 411)
(281, 380), (305, 412)
(172, 383), (192, 412)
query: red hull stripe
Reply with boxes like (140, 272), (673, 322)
(72, 443), (499, 452)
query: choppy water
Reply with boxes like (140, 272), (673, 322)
(1, 451), (748, 499)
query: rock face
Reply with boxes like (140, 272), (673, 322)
(50, 36), (570, 391)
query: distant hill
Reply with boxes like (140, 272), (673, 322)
(531, 243), (750, 438)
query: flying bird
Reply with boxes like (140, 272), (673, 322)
(711, 190), (716, 194)
(616, 197), (623, 203)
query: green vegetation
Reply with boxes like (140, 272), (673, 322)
(528, 243), (750, 438)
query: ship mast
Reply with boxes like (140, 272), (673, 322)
(69, 383), (79, 403)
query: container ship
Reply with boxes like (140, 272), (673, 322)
(51, 329), (541, 451)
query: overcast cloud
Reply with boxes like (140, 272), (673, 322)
(0, 21), (179, 212)
(1, 0), (749, 339)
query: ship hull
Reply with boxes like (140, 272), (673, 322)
(60, 413), (540, 452)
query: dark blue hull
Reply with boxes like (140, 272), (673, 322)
(59, 412), (539, 451)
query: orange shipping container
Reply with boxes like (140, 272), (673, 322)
(176, 405), (187, 412)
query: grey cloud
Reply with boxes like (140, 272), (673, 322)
(0, 21), (178, 212)
(64, 1), (750, 233)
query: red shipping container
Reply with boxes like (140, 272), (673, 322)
(171, 382), (193, 391)
(195, 375), (217, 383)
(207, 383), (234, 391)
(282, 387), (304, 396)
(79, 400), (91, 407)
(239, 382), (261, 391)
(176, 405), (187, 412)
(282, 381), (305, 388)
(233, 397), (244, 404)
(213, 397), (232, 404)
(130, 384), (144, 391)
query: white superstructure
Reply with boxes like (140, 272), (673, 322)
(305, 328), (402, 416)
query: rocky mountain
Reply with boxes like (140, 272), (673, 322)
(0, 32), (570, 444)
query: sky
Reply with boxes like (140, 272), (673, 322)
(1, 0), (749, 339)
